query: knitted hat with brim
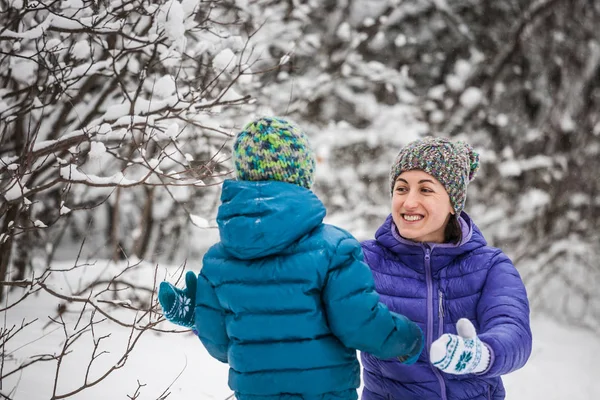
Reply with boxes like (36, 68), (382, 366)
(389, 137), (480, 215)
(232, 117), (316, 189)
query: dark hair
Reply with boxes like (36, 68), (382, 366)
(444, 214), (462, 244)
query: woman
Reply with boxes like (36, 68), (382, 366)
(361, 137), (532, 400)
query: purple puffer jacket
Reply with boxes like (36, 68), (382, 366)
(360, 213), (532, 400)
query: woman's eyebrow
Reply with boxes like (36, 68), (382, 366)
(395, 178), (436, 185)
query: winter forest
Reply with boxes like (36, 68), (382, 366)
(1, 0), (599, 398)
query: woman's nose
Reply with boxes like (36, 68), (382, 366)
(403, 190), (419, 209)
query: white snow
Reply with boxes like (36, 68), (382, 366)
(518, 188), (551, 213)
(502, 317), (600, 399)
(159, 0), (186, 45)
(569, 192), (590, 207)
(10, 52), (38, 85)
(97, 123), (112, 135)
(60, 203), (72, 215)
(181, 0), (198, 17)
(169, 185), (191, 202)
(100, 95), (182, 123)
(9, 0), (23, 9)
(3, 273), (598, 400)
(496, 113), (509, 127)
(0, 100), (9, 115)
(88, 141), (107, 159)
(459, 87), (483, 109)
(62, 0), (84, 9)
(394, 34), (407, 47)
(213, 48), (237, 73)
(363, 17), (376, 27)
(159, 122), (180, 140)
(445, 74), (464, 93)
(238, 66), (254, 85)
(560, 114), (576, 133)
(60, 164), (138, 186)
(47, 60), (112, 85)
(45, 37), (62, 51)
(71, 40), (91, 60)
(154, 75), (177, 98)
(190, 214), (210, 228)
(454, 59), (473, 80)
(3, 180), (30, 201)
(2, 16), (54, 40)
(337, 22), (352, 41)
(32, 129), (87, 152)
(279, 54), (291, 66)
(429, 110), (445, 124)
(498, 155), (554, 177)
(1, 156), (19, 167)
(220, 88), (243, 102)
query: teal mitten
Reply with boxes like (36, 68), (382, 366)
(430, 318), (491, 374)
(158, 271), (197, 328)
(397, 325), (424, 365)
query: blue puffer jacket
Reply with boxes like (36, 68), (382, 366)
(194, 180), (424, 400)
(360, 213), (532, 400)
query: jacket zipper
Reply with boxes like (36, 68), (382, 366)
(424, 245), (447, 400)
(438, 289), (444, 338)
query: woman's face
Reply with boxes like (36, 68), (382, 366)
(391, 170), (454, 243)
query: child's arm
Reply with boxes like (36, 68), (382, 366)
(322, 236), (423, 361)
(474, 252), (532, 377)
(195, 272), (230, 363)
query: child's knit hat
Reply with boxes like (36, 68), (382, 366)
(389, 137), (480, 215)
(232, 117), (316, 189)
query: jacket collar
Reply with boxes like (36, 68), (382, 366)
(374, 212), (487, 274)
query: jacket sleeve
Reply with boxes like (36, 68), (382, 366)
(322, 236), (423, 360)
(476, 251), (532, 377)
(195, 272), (229, 364)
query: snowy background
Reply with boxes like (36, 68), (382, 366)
(1, 0), (600, 398)
(3, 257), (600, 400)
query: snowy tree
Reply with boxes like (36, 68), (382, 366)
(0, 0), (282, 397)
(239, 0), (600, 330)
(0, 0), (272, 295)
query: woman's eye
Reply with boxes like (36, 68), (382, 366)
(395, 187), (407, 193)
(421, 188), (433, 193)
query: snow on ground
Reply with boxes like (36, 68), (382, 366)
(502, 317), (600, 399)
(2, 260), (599, 399)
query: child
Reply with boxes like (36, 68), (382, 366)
(158, 117), (424, 400)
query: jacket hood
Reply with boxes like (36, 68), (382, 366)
(374, 212), (487, 274)
(216, 180), (326, 260)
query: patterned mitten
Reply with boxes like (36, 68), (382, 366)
(430, 318), (491, 375)
(158, 271), (197, 328)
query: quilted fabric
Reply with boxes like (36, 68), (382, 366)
(360, 213), (532, 400)
(193, 180), (423, 400)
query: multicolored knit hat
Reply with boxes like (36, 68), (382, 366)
(232, 117), (316, 189)
(389, 137), (480, 215)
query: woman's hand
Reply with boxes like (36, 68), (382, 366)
(430, 318), (491, 375)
